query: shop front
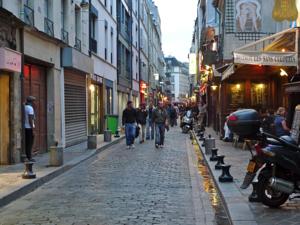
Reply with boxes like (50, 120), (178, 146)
(62, 47), (93, 147)
(88, 74), (104, 135)
(0, 47), (22, 164)
(218, 28), (298, 135)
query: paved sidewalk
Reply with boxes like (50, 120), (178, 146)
(197, 127), (300, 225)
(0, 127), (216, 225)
(0, 135), (124, 208)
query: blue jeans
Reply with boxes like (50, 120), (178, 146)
(125, 123), (136, 146)
(146, 119), (154, 140)
(155, 123), (165, 145)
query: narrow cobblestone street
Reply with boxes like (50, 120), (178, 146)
(0, 128), (220, 225)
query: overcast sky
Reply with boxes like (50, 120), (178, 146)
(154, 0), (197, 63)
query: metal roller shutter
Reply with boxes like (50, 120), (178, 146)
(64, 71), (87, 147)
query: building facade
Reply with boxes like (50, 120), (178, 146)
(165, 57), (189, 102)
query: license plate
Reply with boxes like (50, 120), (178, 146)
(247, 161), (256, 173)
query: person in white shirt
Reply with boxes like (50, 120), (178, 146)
(24, 96), (36, 162)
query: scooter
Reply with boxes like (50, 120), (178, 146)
(240, 132), (300, 208)
(180, 110), (193, 133)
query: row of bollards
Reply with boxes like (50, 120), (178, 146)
(197, 130), (259, 202)
(199, 133), (234, 183)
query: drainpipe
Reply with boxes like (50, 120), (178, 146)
(20, 27), (25, 162)
(138, 0), (141, 103)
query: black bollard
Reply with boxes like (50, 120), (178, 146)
(210, 148), (219, 161)
(215, 155), (225, 170)
(248, 181), (261, 202)
(219, 164), (233, 182)
(22, 162), (36, 179)
(189, 131), (193, 140)
(199, 132), (205, 141)
(114, 129), (120, 138)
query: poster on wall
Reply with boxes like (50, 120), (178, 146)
(235, 0), (262, 32)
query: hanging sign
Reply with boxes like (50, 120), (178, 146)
(234, 51), (297, 66)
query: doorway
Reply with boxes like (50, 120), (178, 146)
(24, 64), (47, 154)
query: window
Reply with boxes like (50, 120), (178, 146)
(61, 0), (65, 29)
(25, 0), (34, 8)
(228, 83), (245, 108)
(110, 0), (113, 15)
(106, 87), (113, 114)
(104, 0), (107, 7)
(105, 21), (108, 60)
(44, 0), (52, 19)
(251, 83), (268, 107)
(110, 27), (114, 63)
(75, 6), (81, 37)
(91, 16), (96, 39)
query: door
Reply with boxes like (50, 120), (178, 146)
(24, 64), (47, 154)
(0, 74), (10, 164)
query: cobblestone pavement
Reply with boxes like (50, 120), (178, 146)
(0, 127), (215, 225)
(204, 127), (300, 225)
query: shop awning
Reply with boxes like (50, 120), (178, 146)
(234, 28), (298, 67)
(221, 64), (235, 81)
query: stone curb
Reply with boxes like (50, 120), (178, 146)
(0, 136), (125, 209)
(186, 138), (215, 225)
(192, 131), (258, 225)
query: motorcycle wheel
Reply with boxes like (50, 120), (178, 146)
(257, 174), (289, 208)
(182, 126), (189, 134)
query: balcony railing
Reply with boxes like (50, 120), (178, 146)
(24, 5), (34, 26)
(90, 38), (97, 53)
(44, 17), (54, 37)
(61, 28), (69, 44)
(74, 37), (81, 51)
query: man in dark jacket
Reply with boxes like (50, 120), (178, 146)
(136, 103), (148, 143)
(152, 101), (169, 148)
(122, 101), (137, 149)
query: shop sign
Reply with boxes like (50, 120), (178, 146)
(0, 47), (22, 73)
(234, 51), (297, 67)
(91, 74), (103, 84)
(189, 53), (197, 75)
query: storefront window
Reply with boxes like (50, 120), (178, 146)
(251, 82), (268, 108)
(106, 87), (113, 114)
(228, 83), (245, 108)
(89, 84), (101, 134)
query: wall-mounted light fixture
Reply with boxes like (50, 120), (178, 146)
(211, 84), (218, 91)
(280, 68), (288, 77)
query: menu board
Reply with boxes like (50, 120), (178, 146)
(291, 105), (300, 143)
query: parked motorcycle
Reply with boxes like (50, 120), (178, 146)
(228, 109), (300, 208)
(180, 110), (193, 133)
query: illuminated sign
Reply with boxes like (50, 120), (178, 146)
(189, 53), (196, 75)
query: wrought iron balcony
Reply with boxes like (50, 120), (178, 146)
(74, 37), (81, 51)
(61, 29), (69, 44)
(44, 17), (54, 37)
(24, 5), (34, 26)
(90, 38), (97, 53)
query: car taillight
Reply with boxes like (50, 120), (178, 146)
(254, 143), (263, 155)
(228, 115), (238, 121)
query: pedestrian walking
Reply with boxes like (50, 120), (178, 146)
(274, 107), (290, 137)
(146, 102), (155, 140)
(169, 104), (177, 127)
(136, 103), (148, 143)
(174, 103), (179, 126)
(122, 101), (137, 149)
(152, 101), (169, 148)
(24, 96), (36, 162)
